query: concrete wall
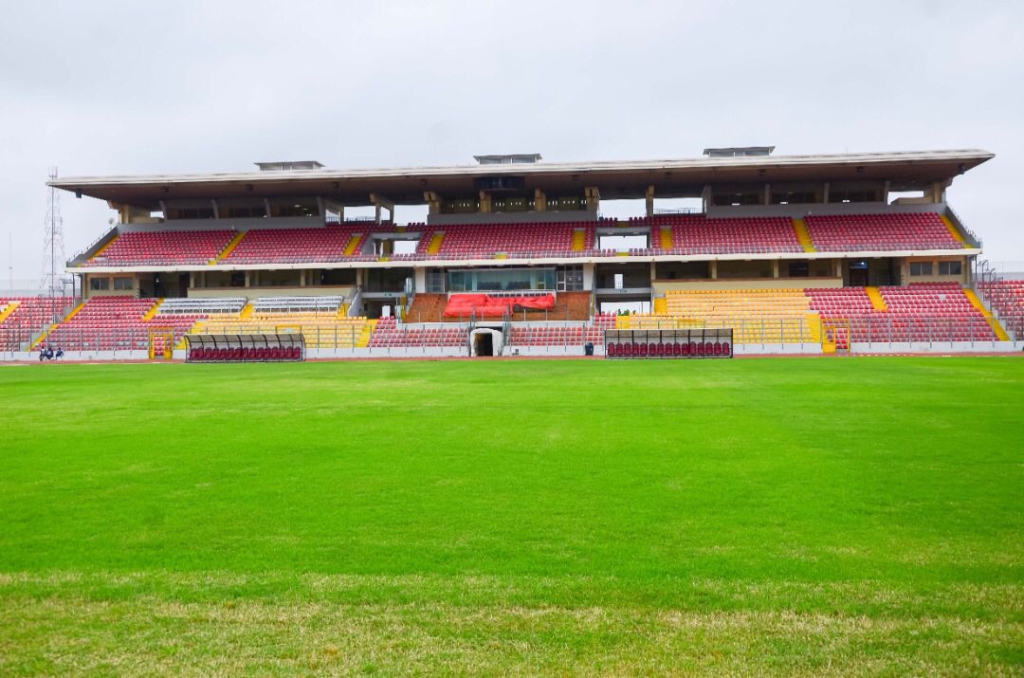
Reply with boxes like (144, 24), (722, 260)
(900, 256), (970, 285)
(706, 201), (947, 219)
(427, 211), (595, 226)
(186, 285), (355, 300)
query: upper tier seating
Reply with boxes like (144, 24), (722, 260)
(74, 212), (972, 269)
(0, 297), (74, 350)
(804, 213), (961, 252)
(44, 297), (201, 351)
(648, 215), (803, 255)
(407, 222), (598, 260)
(222, 224), (371, 264)
(86, 230), (237, 266)
(977, 280), (1024, 339)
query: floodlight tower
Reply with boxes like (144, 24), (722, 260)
(41, 167), (66, 323)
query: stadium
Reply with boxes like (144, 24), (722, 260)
(1, 146), (1022, 361)
(2, 2), (1023, 672)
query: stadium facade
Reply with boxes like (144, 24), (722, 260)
(2, 148), (1022, 360)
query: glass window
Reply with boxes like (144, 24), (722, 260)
(89, 277), (110, 291)
(938, 261), (962, 275)
(446, 268), (555, 292)
(909, 262), (933, 276)
(113, 277), (133, 290)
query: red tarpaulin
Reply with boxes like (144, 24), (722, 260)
(443, 293), (556, 318)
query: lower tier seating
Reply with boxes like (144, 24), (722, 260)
(623, 289), (821, 344)
(808, 283), (996, 342)
(977, 280), (1024, 338)
(634, 284), (997, 345)
(508, 314), (615, 347)
(190, 311), (372, 348)
(44, 297), (200, 351)
(0, 297), (74, 350)
(368, 316), (467, 348)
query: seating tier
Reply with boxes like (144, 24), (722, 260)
(805, 213), (961, 252)
(86, 230), (236, 266)
(0, 297), (75, 350)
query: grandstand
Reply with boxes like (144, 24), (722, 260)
(3, 147), (1019, 359)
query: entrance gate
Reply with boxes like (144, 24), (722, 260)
(148, 327), (175, 360)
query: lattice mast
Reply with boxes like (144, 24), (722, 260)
(41, 167), (67, 322)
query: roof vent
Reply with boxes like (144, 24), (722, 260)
(254, 160), (325, 172)
(702, 147), (775, 158)
(473, 153), (542, 165)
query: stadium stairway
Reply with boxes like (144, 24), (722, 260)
(142, 299), (164, 320)
(659, 226), (674, 250)
(212, 231), (247, 263)
(0, 300), (19, 325)
(964, 289), (1010, 340)
(405, 294), (449, 322)
(30, 299), (85, 349)
(426, 232), (445, 255)
(865, 287), (888, 311)
(572, 228), (587, 251)
(793, 218), (817, 253)
(940, 215), (968, 245)
(87, 234), (119, 263)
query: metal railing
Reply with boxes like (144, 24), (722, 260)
(3, 313), (1019, 359)
(617, 313), (1020, 346)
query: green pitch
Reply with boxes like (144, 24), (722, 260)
(1, 358), (1021, 675)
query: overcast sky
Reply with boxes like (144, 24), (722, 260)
(1, 0), (1022, 285)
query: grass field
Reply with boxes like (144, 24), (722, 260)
(1, 357), (1022, 676)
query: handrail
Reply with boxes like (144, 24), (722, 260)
(69, 223), (121, 264)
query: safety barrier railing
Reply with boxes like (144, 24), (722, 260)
(3, 314), (1020, 359)
(614, 314), (1021, 347)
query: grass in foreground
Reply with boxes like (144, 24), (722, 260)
(0, 357), (1021, 675)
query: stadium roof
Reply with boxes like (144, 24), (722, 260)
(50, 149), (993, 209)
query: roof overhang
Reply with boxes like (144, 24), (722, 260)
(50, 149), (994, 210)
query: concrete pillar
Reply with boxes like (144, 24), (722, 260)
(534, 188), (547, 212)
(414, 267), (427, 294)
(822, 182), (830, 204)
(424, 191), (441, 216)
(882, 180), (891, 204)
(585, 187), (600, 214)
(701, 185), (712, 213)
(710, 260), (718, 280)
(764, 184), (771, 205)
(772, 260), (780, 278)
(479, 191), (492, 214)
(582, 263), (595, 291)
(645, 185), (655, 218)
